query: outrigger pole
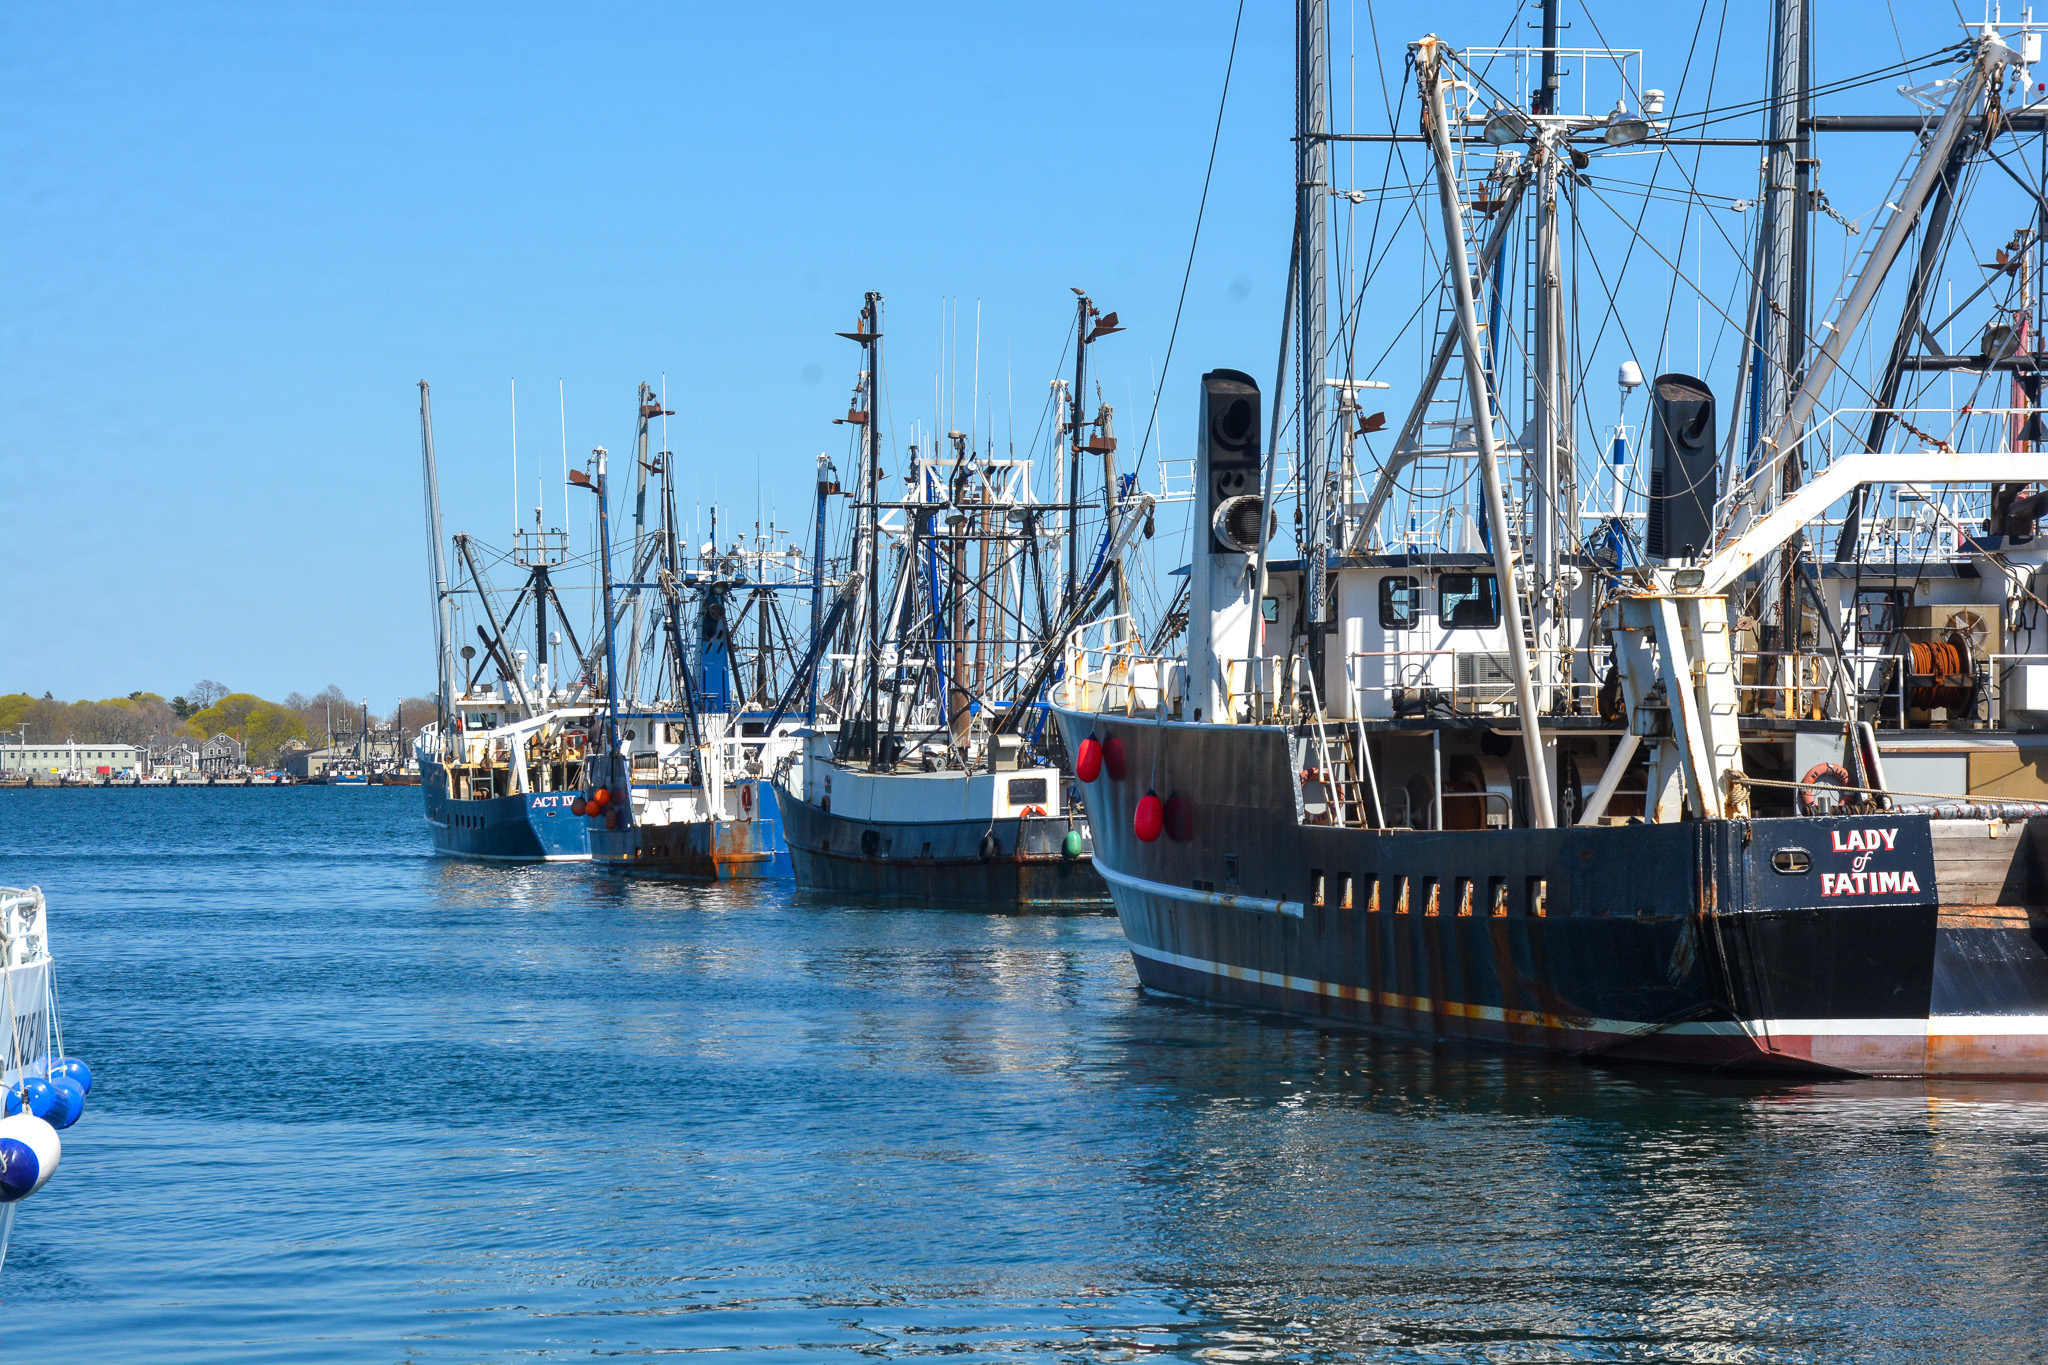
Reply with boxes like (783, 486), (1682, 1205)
(419, 381), (456, 758)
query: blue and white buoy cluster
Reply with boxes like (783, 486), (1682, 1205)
(0, 1058), (91, 1203)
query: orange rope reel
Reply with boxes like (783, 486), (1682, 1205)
(1906, 639), (1974, 712)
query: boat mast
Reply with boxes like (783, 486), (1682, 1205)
(843, 295), (883, 760)
(1067, 292), (1088, 616)
(1298, 0), (1331, 633)
(947, 433), (973, 753)
(621, 389), (658, 706)
(1745, 0), (1806, 663)
(1065, 294), (1122, 636)
(417, 381), (456, 754)
(588, 449), (623, 770)
(808, 453), (833, 722)
(1529, 0), (1566, 700)
(534, 553), (551, 703)
(1417, 36), (1556, 826)
(657, 397), (683, 707)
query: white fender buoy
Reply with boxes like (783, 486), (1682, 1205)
(0, 1115), (60, 1202)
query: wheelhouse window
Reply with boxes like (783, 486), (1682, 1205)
(1439, 573), (1500, 629)
(1379, 576), (1421, 630)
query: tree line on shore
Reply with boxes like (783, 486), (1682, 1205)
(0, 684), (437, 768)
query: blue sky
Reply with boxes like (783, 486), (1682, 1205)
(1, 1), (1981, 706)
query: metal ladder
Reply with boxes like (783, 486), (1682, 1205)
(1304, 664), (1384, 828)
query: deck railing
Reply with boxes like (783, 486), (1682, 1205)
(1062, 612), (2048, 733)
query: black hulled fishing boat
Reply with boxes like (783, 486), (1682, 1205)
(1054, 8), (2048, 1075)
(772, 293), (1128, 906)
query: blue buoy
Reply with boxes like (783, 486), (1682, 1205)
(0, 1115), (60, 1203)
(50, 1058), (91, 1097)
(44, 1077), (83, 1130)
(6, 1078), (55, 1124)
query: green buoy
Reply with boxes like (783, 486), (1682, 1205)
(1062, 829), (1084, 860)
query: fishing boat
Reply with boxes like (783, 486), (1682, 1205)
(1054, 3), (2048, 1074)
(570, 387), (808, 880)
(327, 702), (382, 785)
(771, 294), (1124, 906)
(0, 887), (91, 1269)
(414, 380), (602, 861)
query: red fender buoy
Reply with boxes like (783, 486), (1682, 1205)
(570, 796), (587, 816)
(1134, 790), (1165, 843)
(589, 786), (611, 810)
(1075, 735), (1103, 783)
(1102, 735), (1127, 781)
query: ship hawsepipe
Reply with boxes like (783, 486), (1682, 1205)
(1054, 706), (2048, 1077)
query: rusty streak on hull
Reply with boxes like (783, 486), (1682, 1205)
(591, 810), (781, 881)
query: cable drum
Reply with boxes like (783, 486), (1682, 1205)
(1907, 637), (1976, 712)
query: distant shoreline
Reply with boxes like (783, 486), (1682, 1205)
(0, 776), (420, 789)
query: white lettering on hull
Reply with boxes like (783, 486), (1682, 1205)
(1820, 870), (1921, 897)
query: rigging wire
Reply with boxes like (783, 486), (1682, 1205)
(1131, 0), (1247, 478)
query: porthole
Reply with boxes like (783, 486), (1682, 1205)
(1771, 848), (1811, 875)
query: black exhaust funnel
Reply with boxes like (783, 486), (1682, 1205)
(1645, 373), (1716, 561)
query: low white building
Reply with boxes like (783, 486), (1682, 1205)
(2, 741), (141, 777)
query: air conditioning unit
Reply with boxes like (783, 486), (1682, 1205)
(1455, 652), (1517, 709)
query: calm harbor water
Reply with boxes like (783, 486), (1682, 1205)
(1, 787), (2046, 1361)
